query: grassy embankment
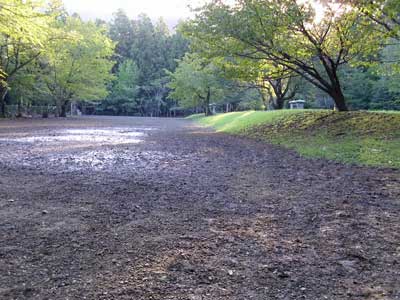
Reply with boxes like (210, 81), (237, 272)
(187, 110), (400, 168)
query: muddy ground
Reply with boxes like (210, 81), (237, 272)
(0, 116), (399, 300)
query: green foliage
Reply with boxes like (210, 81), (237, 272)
(377, 42), (400, 92)
(167, 54), (225, 112)
(212, 56), (297, 109)
(341, 66), (378, 109)
(8, 61), (48, 105)
(345, 0), (400, 39)
(100, 59), (139, 115)
(337, 41), (400, 110)
(0, 0), (62, 116)
(168, 53), (261, 115)
(43, 15), (115, 116)
(0, 0), (59, 46)
(131, 14), (162, 84)
(182, 0), (385, 111)
(190, 110), (400, 168)
(112, 60), (139, 101)
(98, 14), (189, 117)
(237, 97), (265, 111)
(2, 0), (399, 118)
(109, 9), (135, 67)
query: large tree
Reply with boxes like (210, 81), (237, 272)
(109, 9), (135, 68)
(167, 54), (226, 116)
(100, 59), (139, 115)
(217, 57), (297, 109)
(183, 0), (383, 111)
(43, 15), (114, 117)
(119, 15), (189, 116)
(0, 0), (60, 116)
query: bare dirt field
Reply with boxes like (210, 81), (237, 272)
(0, 116), (399, 300)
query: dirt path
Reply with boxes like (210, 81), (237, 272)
(0, 116), (399, 300)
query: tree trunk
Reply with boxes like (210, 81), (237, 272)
(274, 97), (285, 110)
(204, 87), (212, 116)
(57, 100), (68, 118)
(319, 56), (349, 112)
(0, 85), (8, 118)
(329, 88), (348, 112)
(204, 104), (210, 116)
(60, 105), (67, 117)
(270, 78), (294, 110)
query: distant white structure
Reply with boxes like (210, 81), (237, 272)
(289, 100), (306, 109)
(70, 101), (82, 116)
(210, 103), (218, 114)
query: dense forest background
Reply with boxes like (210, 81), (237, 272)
(1, 0), (400, 117)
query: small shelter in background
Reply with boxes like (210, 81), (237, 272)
(70, 101), (82, 116)
(289, 100), (306, 109)
(209, 103), (218, 115)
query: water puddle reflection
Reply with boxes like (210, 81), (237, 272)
(0, 128), (150, 145)
(49, 150), (178, 172)
(0, 127), (176, 172)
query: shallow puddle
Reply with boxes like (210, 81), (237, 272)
(49, 150), (178, 172)
(0, 126), (193, 173)
(0, 128), (150, 145)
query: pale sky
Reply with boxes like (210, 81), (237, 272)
(63, 0), (204, 26)
(62, 0), (330, 27)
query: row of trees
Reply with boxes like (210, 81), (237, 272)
(96, 11), (189, 116)
(2, 0), (400, 117)
(167, 0), (400, 113)
(2, 4), (192, 118)
(1, 0), (114, 117)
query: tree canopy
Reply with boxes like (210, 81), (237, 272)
(182, 0), (385, 111)
(43, 15), (115, 117)
(1, 0), (400, 117)
(168, 54), (226, 115)
(0, 0), (62, 115)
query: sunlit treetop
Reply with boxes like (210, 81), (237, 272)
(329, 0), (400, 38)
(0, 0), (62, 45)
(182, 0), (385, 111)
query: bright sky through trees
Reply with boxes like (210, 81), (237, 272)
(63, 0), (199, 23)
(62, 0), (342, 26)
(1, 0), (399, 116)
